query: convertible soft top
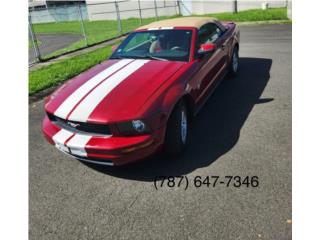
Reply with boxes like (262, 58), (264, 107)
(136, 17), (219, 30)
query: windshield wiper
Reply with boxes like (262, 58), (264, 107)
(109, 55), (125, 59)
(144, 55), (168, 61)
(111, 54), (168, 61)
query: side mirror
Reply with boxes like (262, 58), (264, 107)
(111, 45), (119, 53)
(197, 43), (216, 56)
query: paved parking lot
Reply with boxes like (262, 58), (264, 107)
(29, 24), (292, 240)
(29, 33), (83, 64)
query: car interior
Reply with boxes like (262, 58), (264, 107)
(114, 29), (192, 61)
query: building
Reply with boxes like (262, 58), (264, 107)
(29, 0), (85, 10)
(85, 0), (178, 21)
(29, 0), (87, 23)
(179, 0), (288, 16)
(28, 0), (46, 10)
(29, 0), (288, 23)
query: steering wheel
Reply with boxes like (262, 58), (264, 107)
(170, 46), (183, 51)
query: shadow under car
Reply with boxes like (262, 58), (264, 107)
(82, 57), (273, 181)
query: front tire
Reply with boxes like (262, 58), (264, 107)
(164, 100), (188, 155)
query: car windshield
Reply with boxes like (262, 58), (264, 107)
(110, 29), (192, 62)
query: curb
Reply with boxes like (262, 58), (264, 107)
(236, 20), (292, 25)
(29, 36), (126, 71)
(29, 85), (61, 104)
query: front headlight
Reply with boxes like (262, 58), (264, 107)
(132, 120), (146, 133)
(117, 120), (150, 136)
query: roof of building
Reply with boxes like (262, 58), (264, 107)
(136, 17), (218, 30)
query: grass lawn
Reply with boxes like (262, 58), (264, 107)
(208, 7), (288, 21)
(33, 16), (174, 59)
(32, 8), (288, 60)
(28, 40), (41, 49)
(29, 7), (289, 95)
(29, 45), (113, 95)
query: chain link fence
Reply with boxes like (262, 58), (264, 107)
(28, 0), (287, 65)
(28, 0), (179, 65)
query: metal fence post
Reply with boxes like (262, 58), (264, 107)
(115, 1), (122, 35)
(53, 5), (58, 23)
(232, 0), (238, 14)
(78, 4), (88, 46)
(154, 0), (159, 20)
(176, 0), (181, 16)
(28, 13), (41, 62)
(138, 0), (142, 25)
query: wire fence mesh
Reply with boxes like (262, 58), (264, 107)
(28, 1), (182, 65)
(28, 14), (40, 64)
(28, 0), (287, 65)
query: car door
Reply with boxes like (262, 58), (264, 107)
(189, 23), (228, 104)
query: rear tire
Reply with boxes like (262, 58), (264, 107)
(164, 100), (188, 155)
(228, 46), (239, 77)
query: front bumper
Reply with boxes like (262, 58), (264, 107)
(42, 116), (165, 166)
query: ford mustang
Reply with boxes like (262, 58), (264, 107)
(42, 17), (240, 166)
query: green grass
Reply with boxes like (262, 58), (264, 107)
(28, 39), (41, 49)
(33, 16), (175, 59)
(32, 8), (287, 59)
(208, 7), (288, 22)
(43, 39), (87, 59)
(29, 45), (113, 95)
(29, 7), (289, 95)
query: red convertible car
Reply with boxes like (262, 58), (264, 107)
(42, 17), (240, 166)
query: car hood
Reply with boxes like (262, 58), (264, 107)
(45, 59), (185, 123)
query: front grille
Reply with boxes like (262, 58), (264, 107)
(47, 113), (111, 136)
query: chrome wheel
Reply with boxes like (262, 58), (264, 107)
(164, 101), (188, 155)
(232, 51), (238, 73)
(181, 109), (187, 144)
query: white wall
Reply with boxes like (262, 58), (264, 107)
(30, 0), (288, 23)
(30, 4), (88, 23)
(287, 0), (292, 19)
(179, 0), (287, 16)
(86, 0), (178, 21)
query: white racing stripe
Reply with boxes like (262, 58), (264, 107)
(52, 129), (73, 144)
(52, 129), (73, 153)
(54, 59), (133, 119)
(66, 134), (92, 157)
(68, 60), (150, 122)
(147, 27), (160, 30)
(147, 27), (173, 30)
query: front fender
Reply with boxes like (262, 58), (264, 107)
(161, 83), (187, 118)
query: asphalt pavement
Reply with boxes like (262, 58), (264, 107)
(29, 24), (292, 240)
(29, 33), (83, 64)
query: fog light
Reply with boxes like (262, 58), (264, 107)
(132, 120), (146, 133)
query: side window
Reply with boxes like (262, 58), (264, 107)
(196, 23), (223, 48)
(196, 24), (213, 48)
(210, 24), (223, 42)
